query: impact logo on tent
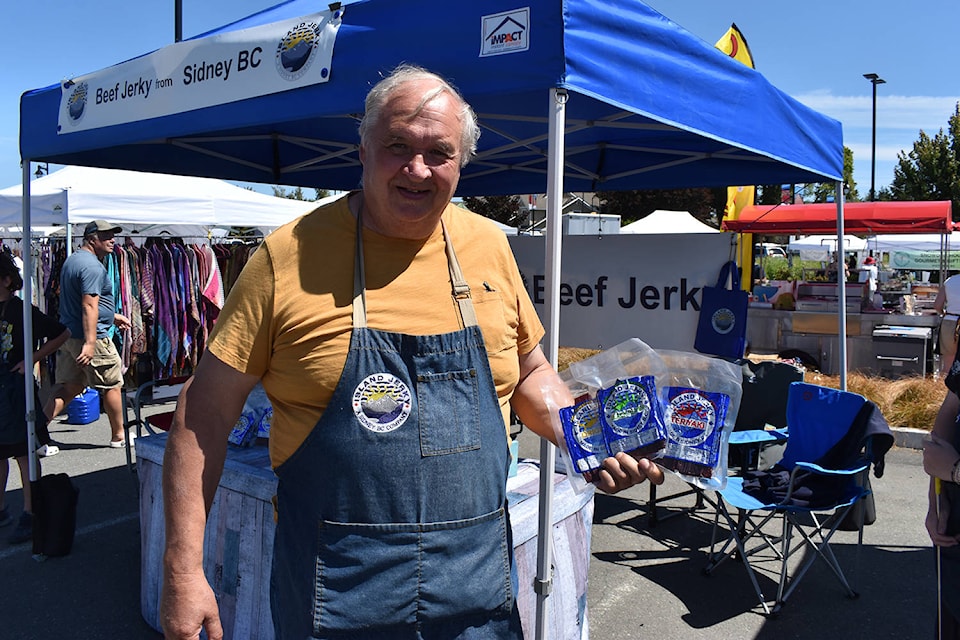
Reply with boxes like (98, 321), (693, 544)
(480, 8), (529, 57)
(275, 21), (324, 81)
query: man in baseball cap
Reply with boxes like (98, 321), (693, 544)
(45, 220), (131, 449)
(83, 219), (123, 236)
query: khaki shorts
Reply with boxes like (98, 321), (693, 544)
(56, 337), (123, 390)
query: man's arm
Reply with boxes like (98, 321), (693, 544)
(160, 353), (259, 640)
(935, 285), (947, 316)
(76, 293), (99, 366)
(510, 345), (664, 494)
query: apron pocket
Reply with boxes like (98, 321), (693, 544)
(314, 523), (420, 632)
(418, 506), (513, 620)
(417, 369), (481, 456)
(313, 507), (512, 634)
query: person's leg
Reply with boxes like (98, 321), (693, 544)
(944, 320), (959, 375)
(102, 386), (127, 444)
(88, 338), (127, 446)
(14, 455), (32, 513)
(43, 382), (85, 421)
(0, 457), (8, 514)
(7, 455), (35, 544)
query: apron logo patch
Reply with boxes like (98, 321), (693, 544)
(352, 373), (412, 433)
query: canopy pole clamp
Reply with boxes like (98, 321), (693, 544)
(533, 571), (554, 596)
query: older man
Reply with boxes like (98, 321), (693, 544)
(160, 65), (663, 639)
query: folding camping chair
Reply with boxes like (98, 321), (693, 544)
(702, 381), (893, 615)
(121, 376), (188, 472)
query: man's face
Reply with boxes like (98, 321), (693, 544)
(90, 231), (116, 257)
(359, 80), (463, 239)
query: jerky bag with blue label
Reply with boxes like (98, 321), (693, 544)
(596, 376), (667, 457)
(569, 339), (668, 459)
(542, 369), (606, 494)
(558, 392), (606, 484)
(655, 350), (742, 491)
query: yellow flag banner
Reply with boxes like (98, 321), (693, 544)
(716, 23), (756, 290)
(714, 23), (755, 69)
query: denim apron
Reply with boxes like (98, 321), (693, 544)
(270, 214), (523, 639)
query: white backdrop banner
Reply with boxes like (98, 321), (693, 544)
(58, 8), (344, 134)
(509, 233), (735, 351)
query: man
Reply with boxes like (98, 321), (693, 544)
(160, 65), (663, 639)
(46, 220), (131, 448)
(935, 271), (960, 375)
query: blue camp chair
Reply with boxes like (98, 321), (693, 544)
(702, 382), (892, 615)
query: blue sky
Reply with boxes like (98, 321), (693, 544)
(4, 0), (960, 197)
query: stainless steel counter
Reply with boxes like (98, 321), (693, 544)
(745, 307), (939, 375)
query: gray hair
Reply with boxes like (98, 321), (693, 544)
(358, 64), (480, 168)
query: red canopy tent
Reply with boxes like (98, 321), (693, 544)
(723, 201), (954, 234)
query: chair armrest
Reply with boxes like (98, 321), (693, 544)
(729, 429), (789, 446)
(793, 461), (870, 477)
(775, 460), (870, 505)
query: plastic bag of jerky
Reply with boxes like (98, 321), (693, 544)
(568, 339), (668, 458)
(543, 368), (605, 494)
(655, 350), (743, 490)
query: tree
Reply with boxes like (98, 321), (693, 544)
(598, 188), (723, 226)
(889, 103), (960, 218)
(812, 146), (859, 202)
(461, 195), (526, 226)
(271, 186), (331, 201)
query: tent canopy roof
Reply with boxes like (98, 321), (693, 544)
(620, 209), (718, 234)
(19, 0), (842, 195)
(723, 201), (954, 235)
(0, 165), (323, 228)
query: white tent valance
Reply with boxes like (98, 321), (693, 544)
(0, 166), (327, 232)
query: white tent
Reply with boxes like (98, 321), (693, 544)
(867, 232), (960, 253)
(788, 234), (868, 261)
(619, 209), (719, 234)
(0, 166), (328, 236)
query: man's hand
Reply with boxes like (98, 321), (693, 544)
(160, 570), (224, 640)
(114, 313), (131, 331)
(76, 342), (96, 367)
(924, 433), (959, 481)
(927, 494), (960, 548)
(593, 452), (664, 494)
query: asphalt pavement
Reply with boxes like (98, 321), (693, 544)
(0, 411), (936, 640)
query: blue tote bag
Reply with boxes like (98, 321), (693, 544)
(694, 261), (748, 360)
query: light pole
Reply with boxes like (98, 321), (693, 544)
(863, 73), (886, 201)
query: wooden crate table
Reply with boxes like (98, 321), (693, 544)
(138, 433), (594, 639)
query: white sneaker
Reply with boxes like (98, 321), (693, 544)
(37, 444), (60, 457)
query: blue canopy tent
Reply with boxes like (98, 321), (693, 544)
(17, 0), (844, 633)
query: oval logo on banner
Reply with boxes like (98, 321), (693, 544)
(275, 21), (321, 81)
(352, 373), (412, 433)
(66, 82), (89, 124)
(711, 307), (736, 334)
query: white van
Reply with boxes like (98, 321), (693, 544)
(757, 243), (787, 259)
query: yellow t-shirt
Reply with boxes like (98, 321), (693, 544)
(208, 197), (545, 468)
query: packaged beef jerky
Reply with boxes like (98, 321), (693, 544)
(596, 375), (667, 457)
(654, 350), (743, 490)
(559, 393), (606, 483)
(568, 339), (668, 460)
